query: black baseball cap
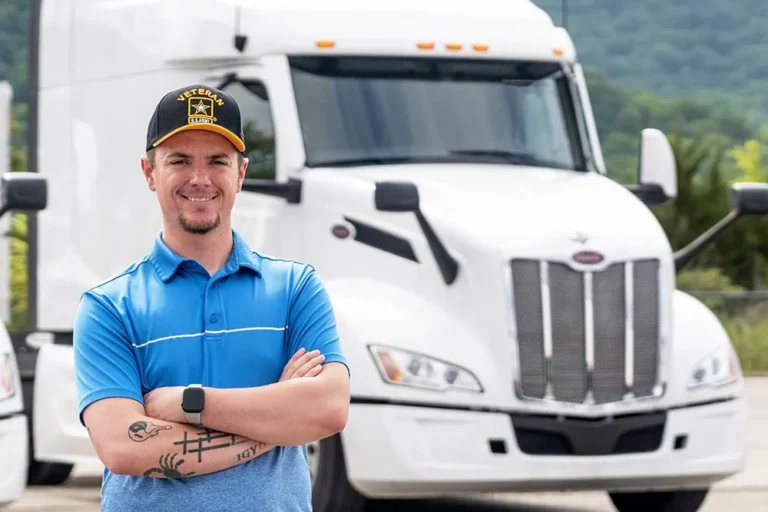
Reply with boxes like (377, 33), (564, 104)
(146, 84), (246, 153)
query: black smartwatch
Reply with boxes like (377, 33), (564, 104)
(182, 384), (205, 425)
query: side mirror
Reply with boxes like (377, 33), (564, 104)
(675, 181), (768, 272)
(627, 129), (677, 205)
(730, 182), (768, 215)
(374, 181), (420, 212)
(0, 172), (47, 217)
(373, 181), (459, 285)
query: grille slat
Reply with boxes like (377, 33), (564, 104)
(633, 260), (660, 397)
(511, 258), (660, 404)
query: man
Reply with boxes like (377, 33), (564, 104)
(74, 84), (350, 512)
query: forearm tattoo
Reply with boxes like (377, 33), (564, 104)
(173, 428), (248, 463)
(126, 421), (264, 478)
(128, 421), (172, 442)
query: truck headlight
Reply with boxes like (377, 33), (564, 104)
(368, 345), (483, 392)
(688, 344), (741, 390)
(0, 352), (17, 401)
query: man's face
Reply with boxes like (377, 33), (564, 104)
(141, 130), (247, 235)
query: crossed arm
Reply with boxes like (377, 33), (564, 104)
(82, 398), (271, 478)
(143, 357), (350, 447)
(82, 347), (330, 478)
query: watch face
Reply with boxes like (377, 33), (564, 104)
(182, 387), (205, 413)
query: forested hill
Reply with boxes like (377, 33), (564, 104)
(0, 0), (28, 103)
(535, 0), (768, 118)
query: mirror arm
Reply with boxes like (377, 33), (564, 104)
(674, 209), (740, 272)
(414, 210), (459, 285)
(241, 178), (301, 204)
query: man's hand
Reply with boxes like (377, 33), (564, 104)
(144, 386), (185, 424)
(279, 348), (325, 381)
(144, 348), (326, 424)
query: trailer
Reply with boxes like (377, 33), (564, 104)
(5, 0), (762, 510)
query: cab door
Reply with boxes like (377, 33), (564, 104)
(218, 56), (307, 263)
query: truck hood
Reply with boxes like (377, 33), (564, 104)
(326, 164), (672, 256)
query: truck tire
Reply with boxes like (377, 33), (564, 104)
(27, 459), (74, 486)
(608, 488), (709, 512)
(311, 434), (367, 512)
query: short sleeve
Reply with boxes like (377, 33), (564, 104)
(286, 266), (349, 375)
(74, 290), (144, 427)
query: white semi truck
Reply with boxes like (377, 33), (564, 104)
(1, 0), (762, 510)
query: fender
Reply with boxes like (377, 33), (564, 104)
(665, 289), (745, 405)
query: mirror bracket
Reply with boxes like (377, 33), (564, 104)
(240, 178), (301, 204)
(674, 182), (768, 272)
(626, 183), (670, 206)
(373, 181), (459, 285)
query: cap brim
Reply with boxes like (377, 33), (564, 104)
(152, 124), (245, 153)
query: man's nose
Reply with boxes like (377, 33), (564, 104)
(187, 166), (213, 185)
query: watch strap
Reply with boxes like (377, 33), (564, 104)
(185, 411), (202, 425)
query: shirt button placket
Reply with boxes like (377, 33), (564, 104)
(206, 279), (223, 340)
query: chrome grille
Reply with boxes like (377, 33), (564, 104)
(510, 259), (660, 404)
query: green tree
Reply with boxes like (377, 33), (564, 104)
(8, 111), (27, 330)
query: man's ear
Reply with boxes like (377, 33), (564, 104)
(237, 156), (249, 192)
(140, 155), (156, 191)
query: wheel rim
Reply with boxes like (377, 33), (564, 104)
(307, 440), (320, 485)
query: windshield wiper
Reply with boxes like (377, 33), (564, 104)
(448, 149), (573, 170)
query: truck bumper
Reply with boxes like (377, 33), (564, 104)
(0, 414), (28, 506)
(342, 397), (747, 498)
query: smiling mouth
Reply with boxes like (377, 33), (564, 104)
(180, 194), (217, 203)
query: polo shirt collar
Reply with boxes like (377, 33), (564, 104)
(149, 230), (262, 282)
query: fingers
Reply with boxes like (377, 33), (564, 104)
(305, 363), (323, 378)
(294, 353), (325, 378)
(281, 349), (325, 380)
(280, 348), (307, 380)
(286, 349), (319, 373)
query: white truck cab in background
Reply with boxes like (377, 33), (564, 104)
(0, 80), (48, 508)
(5, 1), (765, 511)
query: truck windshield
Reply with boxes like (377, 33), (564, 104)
(288, 56), (588, 172)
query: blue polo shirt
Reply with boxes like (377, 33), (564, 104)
(73, 230), (348, 512)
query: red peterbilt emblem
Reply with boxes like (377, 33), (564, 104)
(572, 250), (604, 265)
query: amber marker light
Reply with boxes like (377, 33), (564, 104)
(378, 351), (404, 383)
(315, 40), (335, 49)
